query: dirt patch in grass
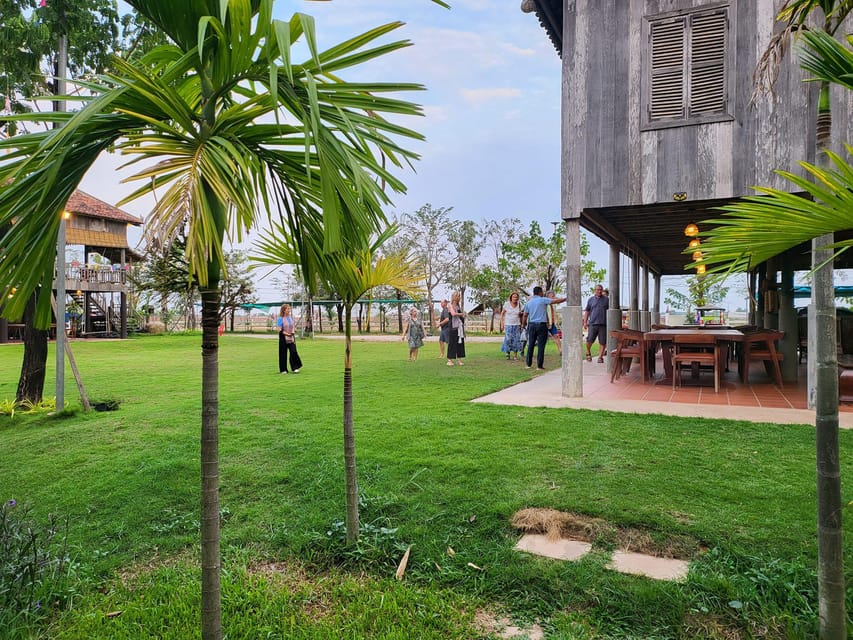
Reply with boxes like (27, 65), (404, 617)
(474, 608), (545, 640)
(683, 611), (788, 640)
(510, 507), (704, 560)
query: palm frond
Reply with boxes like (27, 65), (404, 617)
(694, 145), (853, 275)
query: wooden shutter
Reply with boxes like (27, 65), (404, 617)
(649, 17), (686, 121)
(688, 10), (727, 116)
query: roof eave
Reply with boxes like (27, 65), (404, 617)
(522, 0), (562, 57)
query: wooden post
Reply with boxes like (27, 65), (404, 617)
(629, 252), (640, 330)
(562, 217), (582, 397)
(606, 245), (621, 373)
(778, 257), (798, 382)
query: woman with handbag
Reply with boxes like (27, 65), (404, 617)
(277, 304), (303, 374)
(446, 291), (466, 366)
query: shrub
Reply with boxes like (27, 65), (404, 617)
(0, 501), (76, 632)
(145, 321), (166, 334)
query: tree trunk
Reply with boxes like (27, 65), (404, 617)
(16, 294), (48, 405)
(812, 78), (845, 640)
(426, 284), (435, 328)
(200, 286), (222, 640)
(343, 304), (359, 543)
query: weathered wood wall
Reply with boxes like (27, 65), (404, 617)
(561, 0), (853, 215)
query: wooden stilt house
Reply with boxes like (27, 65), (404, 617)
(0, 190), (143, 342)
(62, 191), (143, 338)
(523, 0), (853, 397)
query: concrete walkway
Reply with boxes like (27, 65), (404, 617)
(473, 365), (853, 428)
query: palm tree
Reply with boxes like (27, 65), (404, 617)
(0, 1), (436, 637)
(698, 22), (853, 639)
(255, 220), (423, 543)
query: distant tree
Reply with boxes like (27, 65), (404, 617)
(378, 224), (415, 333)
(398, 204), (452, 326)
(499, 221), (604, 296)
(664, 276), (729, 312)
(469, 218), (522, 331)
(220, 251), (256, 332)
(131, 237), (195, 330)
(446, 219), (480, 308)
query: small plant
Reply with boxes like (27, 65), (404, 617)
(318, 518), (409, 570)
(0, 397), (57, 418)
(0, 398), (17, 417)
(0, 500), (75, 630)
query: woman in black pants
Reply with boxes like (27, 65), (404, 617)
(446, 291), (466, 366)
(276, 304), (303, 374)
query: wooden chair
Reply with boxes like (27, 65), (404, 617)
(672, 333), (720, 392)
(609, 329), (647, 382)
(740, 329), (784, 387)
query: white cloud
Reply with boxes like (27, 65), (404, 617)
(461, 87), (521, 104)
(503, 42), (536, 57)
(422, 104), (450, 121)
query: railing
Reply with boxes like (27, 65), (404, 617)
(64, 264), (127, 285)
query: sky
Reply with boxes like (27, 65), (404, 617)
(75, 0), (728, 306)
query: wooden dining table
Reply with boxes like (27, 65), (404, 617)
(642, 327), (745, 382)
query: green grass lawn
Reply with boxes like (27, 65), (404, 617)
(0, 334), (850, 639)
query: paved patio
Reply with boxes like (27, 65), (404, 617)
(474, 355), (853, 428)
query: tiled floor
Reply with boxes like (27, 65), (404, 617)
(473, 350), (853, 427)
(584, 352), (817, 411)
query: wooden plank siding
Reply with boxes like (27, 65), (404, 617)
(562, 0), (853, 217)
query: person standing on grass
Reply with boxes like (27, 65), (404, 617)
(522, 286), (566, 370)
(446, 291), (466, 366)
(546, 290), (563, 356)
(436, 298), (451, 358)
(277, 303), (303, 374)
(500, 292), (523, 361)
(402, 307), (425, 361)
(582, 284), (609, 363)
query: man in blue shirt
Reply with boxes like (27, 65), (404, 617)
(522, 286), (567, 369)
(583, 284), (609, 362)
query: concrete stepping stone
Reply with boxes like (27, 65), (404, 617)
(514, 534), (689, 582)
(514, 534), (592, 561)
(607, 550), (689, 581)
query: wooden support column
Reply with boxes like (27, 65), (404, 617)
(120, 248), (128, 339)
(641, 262), (650, 331)
(748, 270), (757, 326)
(652, 274), (661, 326)
(606, 245), (622, 374)
(755, 263), (766, 329)
(562, 217), (583, 397)
(629, 253), (640, 330)
(778, 258), (798, 383)
(763, 257), (779, 330)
